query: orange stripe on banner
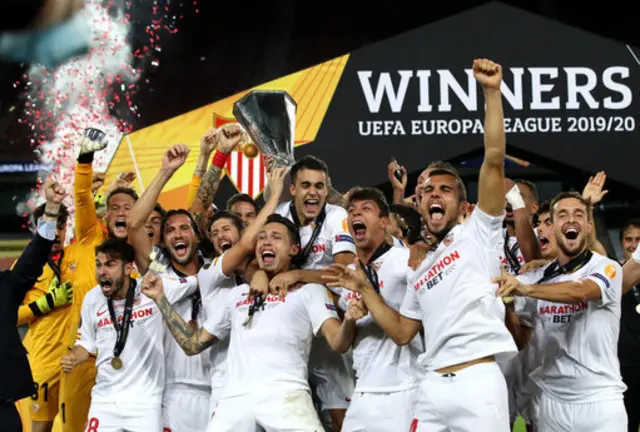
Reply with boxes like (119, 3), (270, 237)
(248, 157), (254, 197)
(296, 62), (324, 124)
(304, 58), (342, 137)
(298, 59), (333, 127)
(291, 63), (315, 102)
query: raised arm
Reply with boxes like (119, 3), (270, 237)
(582, 171), (608, 256)
(623, 245), (640, 294)
(474, 59), (506, 217)
(505, 179), (541, 262)
(141, 273), (217, 355)
(388, 160), (408, 205)
(220, 167), (289, 276)
(74, 129), (107, 244)
(189, 124), (244, 234)
(10, 178), (65, 299)
(187, 128), (217, 207)
(127, 144), (190, 274)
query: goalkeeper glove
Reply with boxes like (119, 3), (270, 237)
(29, 278), (73, 316)
(79, 128), (107, 155)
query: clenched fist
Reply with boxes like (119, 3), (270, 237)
(473, 58), (502, 91)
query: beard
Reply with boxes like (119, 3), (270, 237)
(556, 235), (587, 258)
(427, 216), (458, 242)
(170, 245), (196, 265)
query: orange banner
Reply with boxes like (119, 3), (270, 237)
(105, 54), (349, 208)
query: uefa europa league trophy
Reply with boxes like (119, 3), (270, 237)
(232, 90), (297, 168)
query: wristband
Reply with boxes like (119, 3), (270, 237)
(505, 185), (525, 211)
(212, 151), (229, 169)
(632, 243), (640, 265)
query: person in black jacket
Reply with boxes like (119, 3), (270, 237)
(0, 177), (66, 432)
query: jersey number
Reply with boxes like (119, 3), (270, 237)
(31, 382), (48, 401)
(87, 417), (100, 432)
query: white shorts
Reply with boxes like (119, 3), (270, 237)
(501, 353), (534, 424)
(536, 392), (627, 432)
(412, 362), (510, 432)
(162, 385), (211, 432)
(209, 385), (224, 417)
(308, 338), (354, 411)
(207, 388), (323, 432)
(342, 388), (417, 432)
(85, 401), (161, 432)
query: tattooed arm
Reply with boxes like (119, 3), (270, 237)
(189, 124), (244, 234)
(189, 162), (223, 235)
(154, 294), (218, 356)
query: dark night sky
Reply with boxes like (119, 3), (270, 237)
(0, 0), (636, 239)
(0, 0), (637, 158)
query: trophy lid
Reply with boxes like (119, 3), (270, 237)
(233, 90), (297, 167)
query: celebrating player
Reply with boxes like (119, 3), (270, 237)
(495, 192), (628, 431)
(324, 59), (517, 431)
(326, 187), (424, 432)
(142, 214), (358, 431)
(61, 239), (197, 432)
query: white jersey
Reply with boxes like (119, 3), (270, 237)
(199, 252), (239, 389)
(275, 201), (356, 271)
(516, 253), (627, 402)
(339, 247), (423, 392)
(76, 276), (195, 404)
(162, 267), (211, 388)
(400, 208), (518, 371)
(205, 282), (339, 399)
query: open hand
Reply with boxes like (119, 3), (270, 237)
(582, 171), (608, 206)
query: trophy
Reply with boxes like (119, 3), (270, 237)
(232, 90), (297, 168)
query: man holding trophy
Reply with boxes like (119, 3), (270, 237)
(234, 91), (357, 431)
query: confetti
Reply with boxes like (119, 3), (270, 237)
(17, 0), (201, 239)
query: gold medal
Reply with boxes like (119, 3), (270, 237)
(111, 356), (123, 370)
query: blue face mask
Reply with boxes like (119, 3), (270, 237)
(0, 11), (90, 68)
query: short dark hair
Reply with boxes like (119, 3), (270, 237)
(345, 187), (389, 217)
(264, 214), (300, 246)
(514, 179), (539, 204)
(226, 193), (259, 213)
(161, 209), (201, 243)
(208, 210), (244, 234)
(33, 202), (69, 227)
(95, 238), (135, 263)
(290, 155), (329, 183)
(152, 203), (167, 218)
(549, 191), (591, 220)
(107, 187), (138, 206)
(537, 200), (551, 216)
(390, 204), (423, 245)
(427, 160), (458, 174)
(427, 168), (468, 202)
(620, 218), (640, 242)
